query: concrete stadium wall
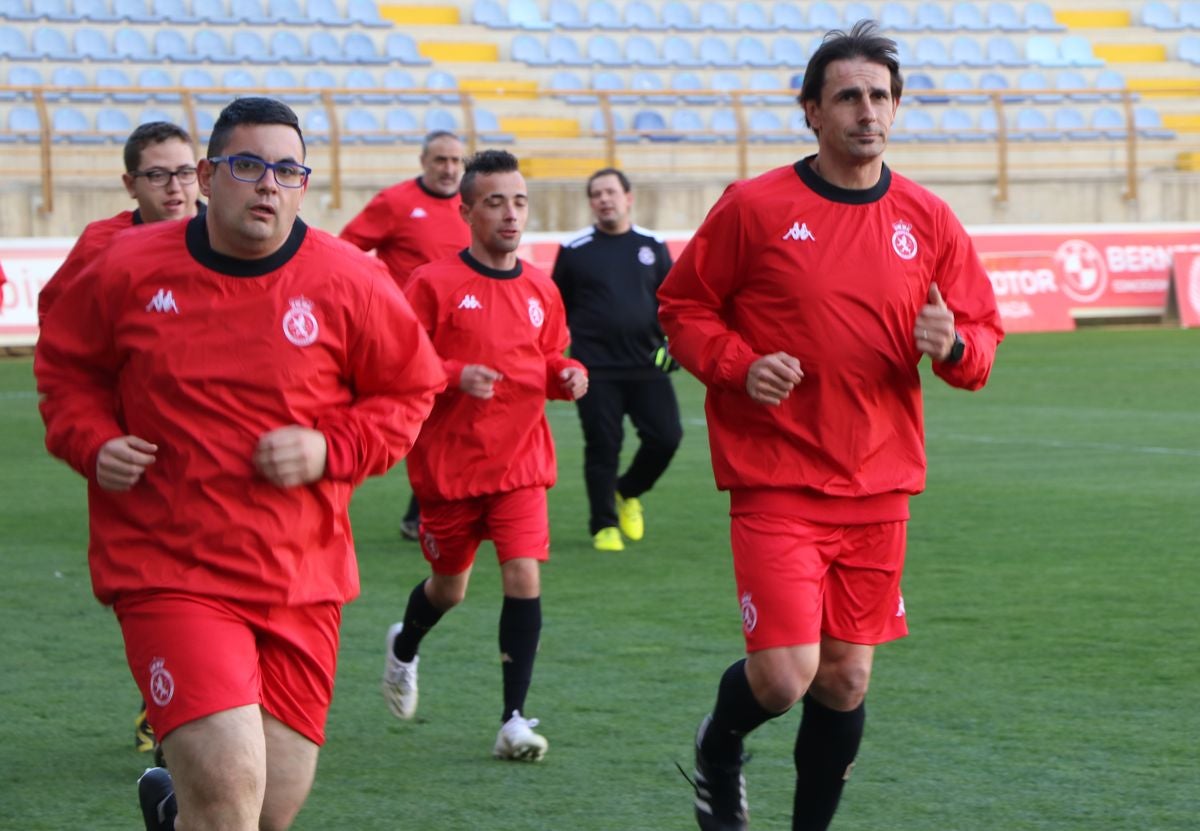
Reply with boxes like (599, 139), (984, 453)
(3, 170), (1200, 239)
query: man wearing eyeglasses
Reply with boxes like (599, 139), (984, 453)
(37, 121), (203, 325)
(35, 97), (446, 831)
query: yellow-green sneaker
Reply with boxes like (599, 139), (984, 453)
(593, 527), (624, 551)
(616, 494), (644, 541)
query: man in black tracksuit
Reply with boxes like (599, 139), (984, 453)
(552, 168), (683, 552)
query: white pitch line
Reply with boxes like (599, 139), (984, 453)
(932, 431), (1200, 459)
(0, 391), (36, 400)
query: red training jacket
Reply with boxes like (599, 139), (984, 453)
(38, 209), (139, 325)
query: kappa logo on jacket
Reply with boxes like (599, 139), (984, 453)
(782, 221), (816, 242)
(458, 294), (483, 310)
(145, 288), (179, 314)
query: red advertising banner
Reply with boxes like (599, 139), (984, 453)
(4, 225), (1199, 346)
(1170, 251), (1200, 328)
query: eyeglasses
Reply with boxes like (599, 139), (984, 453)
(209, 155), (311, 188)
(131, 167), (198, 187)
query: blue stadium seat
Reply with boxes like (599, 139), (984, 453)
(469, 0), (503, 26)
(192, 0), (236, 23)
(1135, 106), (1175, 139)
(53, 106), (103, 143)
(96, 106), (132, 140)
(112, 28), (151, 61)
(346, 31), (388, 64)
(270, 30), (313, 64)
(979, 71), (1021, 102)
(1025, 35), (1064, 67)
(2, 65), (41, 100)
(548, 0), (585, 28)
(671, 70), (716, 104)
(548, 69), (592, 104)
(303, 67), (337, 94)
(1092, 69), (1129, 102)
(308, 30), (344, 63)
(986, 35), (1026, 67)
(661, 0), (700, 30)
(586, 0), (623, 29)
(232, 0), (272, 24)
(425, 69), (459, 102)
(807, 1), (839, 30)
(77, 0), (121, 21)
(940, 108), (984, 141)
(918, 2), (955, 30)
(593, 69), (632, 103)
(33, 0), (77, 20)
(771, 3), (806, 31)
(880, 2), (917, 31)
(424, 107), (458, 132)
(747, 71), (791, 104)
(698, 36), (737, 67)
(1017, 69), (1061, 101)
(842, 2), (873, 26)
(953, 4), (987, 31)
(51, 66), (94, 101)
(671, 108), (715, 142)
(589, 108), (633, 142)
(309, 0), (349, 25)
(474, 106), (514, 142)
(152, 0), (198, 23)
(1180, 34), (1200, 63)
(1141, 1), (1182, 29)
(0, 26), (36, 60)
(384, 33), (432, 65)
(0, 0), (38, 21)
(710, 108), (738, 141)
(900, 108), (941, 142)
(222, 67), (257, 94)
(138, 106), (176, 124)
(32, 26), (73, 60)
(735, 1), (771, 31)
(711, 71), (741, 100)
(383, 68), (426, 102)
(181, 67), (221, 102)
(547, 33), (587, 65)
(942, 70), (983, 102)
(624, 1), (662, 29)
(347, 0), (389, 27)
(1012, 107), (1057, 140)
(1055, 69), (1097, 101)
(512, 34), (551, 65)
(698, 1), (736, 30)
(906, 71), (944, 103)
(748, 110), (789, 143)
(914, 36), (952, 67)
(625, 34), (666, 66)
(74, 27), (116, 61)
(6, 106), (42, 143)
(343, 107), (387, 144)
(385, 108), (422, 142)
(1180, 1), (1200, 27)
(773, 36), (806, 66)
(233, 30), (271, 63)
(788, 109), (815, 141)
(114, 0), (156, 21)
(193, 29), (232, 62)
(137, 67), (179, 101)
(663, 34), (701, 66)
(630, 69), (672, 103)
(735, 35), (774, 66)
(977, 107), (1000, 138)
(949, 35), (986, 66)
(632, 108), (675, 141)
(1061, 36), (1104, 67)
(269, 0), (309, 25)
(1090, 106), (1124, 139)
(302, 108), (330, 143)
(1025, 2), (1064, 31)
(987, 1), (1027, 31)
(264, 67), (311, 102)
(98, 67), (142, 102)
(341, 68), (382, 103)
(509, 0), (552, 29)
(1053, 106), (1098, 140)
(587, 33), (628, 66)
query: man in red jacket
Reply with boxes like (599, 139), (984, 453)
(381, 149), (588, 763)
(340, 130), (472, 541)
(36, 97), (446, 831)
(37, 121), (202, 325)
(658, 22), (1004, 831)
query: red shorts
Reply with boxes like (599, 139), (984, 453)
(730, 514), (909, 651)
(113, 591), (341, 746)
(419, 486), (550, 576)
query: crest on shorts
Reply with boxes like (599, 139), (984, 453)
(740, 592), (758, 633)
(149, 657), (175, 707)
(422, 530), (440, 560)
(891, 220), (918, 261)
(282, 296), (319, 347)
(527, 297), (545, 328)
(637, 245), (656, 266)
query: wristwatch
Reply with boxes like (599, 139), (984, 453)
(943, 332), (965, 364)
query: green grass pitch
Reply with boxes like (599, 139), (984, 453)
(1, 328), (1198, 830)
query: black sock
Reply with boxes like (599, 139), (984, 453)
(393, 580), (444, 662)
(792, 693), (866, 831)
(498, 595), (541, 722)
(701, 659), (785, 764)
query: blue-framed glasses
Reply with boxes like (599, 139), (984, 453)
(209, 155), (311, 188)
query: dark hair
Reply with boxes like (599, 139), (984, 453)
(123, 121), (193, 172)
(459, 149), (521, 204)
(586, 167), (631, 196)
(798, 20), (904, 131)
(207, 97), (305, 160)
(421, 130), (460, 154)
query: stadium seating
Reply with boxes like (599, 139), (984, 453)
(624, 1), (661, 30)
(1142, 1), (1183, 29)
(5, 106), (42, 142)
